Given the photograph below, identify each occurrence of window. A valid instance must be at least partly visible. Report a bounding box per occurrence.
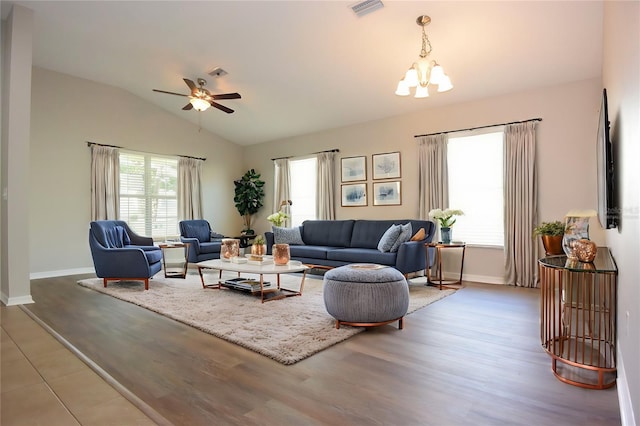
[119,152,178,240]
[289,157,317,227]
[447,131,504,247]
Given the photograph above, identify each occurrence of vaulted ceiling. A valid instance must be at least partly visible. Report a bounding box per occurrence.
[1,1,603,145]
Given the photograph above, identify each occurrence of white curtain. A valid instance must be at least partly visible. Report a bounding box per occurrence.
[90,145,119,221]
[504,122,538,288]
[178,157,204,221]
[273,158,291,227]
[316,152,336,220]
[417,134,449,220]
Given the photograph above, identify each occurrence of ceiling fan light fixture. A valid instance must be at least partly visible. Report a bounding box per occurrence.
[190,98,211,112]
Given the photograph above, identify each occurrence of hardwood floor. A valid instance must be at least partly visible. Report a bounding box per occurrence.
[21,275,620,425]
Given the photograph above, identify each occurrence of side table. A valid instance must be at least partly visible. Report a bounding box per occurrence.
[426,242,466,290]
[158,242,190,279]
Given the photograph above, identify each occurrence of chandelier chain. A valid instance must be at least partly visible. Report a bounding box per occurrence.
[420,25,432,59]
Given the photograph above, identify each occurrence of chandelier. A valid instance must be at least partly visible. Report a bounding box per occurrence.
[395,15,453,98]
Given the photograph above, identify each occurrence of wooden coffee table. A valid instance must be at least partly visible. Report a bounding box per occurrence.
[196,259,309,303]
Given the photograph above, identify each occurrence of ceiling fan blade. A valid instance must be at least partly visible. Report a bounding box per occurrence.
[153,89,188,97]
[210,101,234,114]
[183,78,197,92]
[212,93,242,100]
[182,103,193,111]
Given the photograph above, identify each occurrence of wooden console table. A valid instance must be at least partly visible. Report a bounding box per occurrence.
[538,248,617,389]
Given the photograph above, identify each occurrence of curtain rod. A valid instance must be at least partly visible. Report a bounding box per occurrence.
[271,148,339,161]
[413,118,542,138]
[86,141,206,161]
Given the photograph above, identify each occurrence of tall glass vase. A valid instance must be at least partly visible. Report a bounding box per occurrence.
[441,227,452,244]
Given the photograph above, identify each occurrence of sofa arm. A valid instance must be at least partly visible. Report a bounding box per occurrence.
[395,241,428,275]
[91,246,153,278]
[180,237,201,263]
[265,232,275,255]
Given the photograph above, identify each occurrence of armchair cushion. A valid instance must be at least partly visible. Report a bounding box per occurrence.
[105,225,131,248]
[180,220,212,243]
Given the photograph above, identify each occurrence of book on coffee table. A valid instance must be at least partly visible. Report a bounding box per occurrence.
[223,278,271,292]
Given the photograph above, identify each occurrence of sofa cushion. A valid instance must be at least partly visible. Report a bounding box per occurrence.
[410,227,426,241]
[377,224,402,252]
[327,248,396,266]
[199,242,221,254]
[350,220,400,249]
[273,226,305,245]
[301,220,354,247]
[290,245,335,260]
[390,222,412,253]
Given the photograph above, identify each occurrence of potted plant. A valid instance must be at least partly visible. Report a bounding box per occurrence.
[428,208,464,244]
[251,234,267,256]
[233,169,265,235]
[267,210,289,227]
[533,221,565,255]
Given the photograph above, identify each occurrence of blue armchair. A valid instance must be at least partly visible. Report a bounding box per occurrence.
[179,220,222,263]
[89,220,163,290]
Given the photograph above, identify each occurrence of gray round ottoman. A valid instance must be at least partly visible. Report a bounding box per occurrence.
[323,264,409,329]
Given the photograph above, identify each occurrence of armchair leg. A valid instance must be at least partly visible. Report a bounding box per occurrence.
[144,278,149,290]
[103,278,108,288]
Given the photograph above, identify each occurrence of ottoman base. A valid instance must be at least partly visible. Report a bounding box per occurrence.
[335,316,404,330]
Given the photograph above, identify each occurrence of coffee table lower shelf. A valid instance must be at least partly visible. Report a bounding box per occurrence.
[196,259,308,303]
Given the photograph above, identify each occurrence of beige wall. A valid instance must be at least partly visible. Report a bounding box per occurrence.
[243,78,604,284]
[602,1,639,422]
[29,67,244,276]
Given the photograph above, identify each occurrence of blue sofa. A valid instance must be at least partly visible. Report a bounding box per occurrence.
[265,219,436,275]
[89,220,163,290]
[179,220,222,263]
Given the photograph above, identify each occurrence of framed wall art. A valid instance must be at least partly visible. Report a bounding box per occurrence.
[341,183,367,207]
[373,181,401,206]
[372,152,401,180]
[341,156,367,182]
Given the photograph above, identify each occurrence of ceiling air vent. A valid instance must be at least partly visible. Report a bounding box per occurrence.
[351,0,384,17]
[208,67,228,78]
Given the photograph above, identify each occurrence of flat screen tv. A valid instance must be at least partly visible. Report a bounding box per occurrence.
[596,88,617,229]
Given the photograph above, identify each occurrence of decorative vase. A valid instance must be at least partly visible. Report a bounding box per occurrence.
[220,238,240,261]
[272,243,291,265]
[251,243,267,257]
[441,227,452,244]
[562,216,590,260]
[541,235,564,256]
[573,239,597,262]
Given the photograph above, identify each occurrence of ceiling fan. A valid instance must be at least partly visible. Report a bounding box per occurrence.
[153,78,241,114]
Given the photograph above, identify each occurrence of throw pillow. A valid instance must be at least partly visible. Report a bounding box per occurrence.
[410,227,426,241]
[377,224,402,253]
[390,222,413,253]
[273,226,305,245]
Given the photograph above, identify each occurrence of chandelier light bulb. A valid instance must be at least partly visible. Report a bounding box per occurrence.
[404,67,419,87]
[429,64,445,85]
[437,75,453,92]
[414,85,429,98]
[395,80,410,96]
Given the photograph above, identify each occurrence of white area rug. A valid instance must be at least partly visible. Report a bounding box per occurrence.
[78,270,455,365]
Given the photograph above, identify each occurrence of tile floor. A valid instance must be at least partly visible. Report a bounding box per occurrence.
[1,305,156,425]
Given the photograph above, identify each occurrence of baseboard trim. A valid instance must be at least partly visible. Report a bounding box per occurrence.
[1,293,35,306]
[616,349,637,426]
[30,267,95,280]
[19,305,173,426]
